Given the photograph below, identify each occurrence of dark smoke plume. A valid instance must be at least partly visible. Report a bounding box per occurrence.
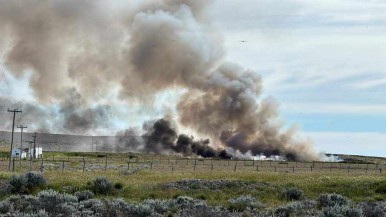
[0,0,319,161]
[142,118,232,159]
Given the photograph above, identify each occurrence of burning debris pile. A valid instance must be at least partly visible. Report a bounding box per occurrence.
[0,0,319,161]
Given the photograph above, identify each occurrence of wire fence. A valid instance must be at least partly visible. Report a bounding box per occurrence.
[0,155,385,175]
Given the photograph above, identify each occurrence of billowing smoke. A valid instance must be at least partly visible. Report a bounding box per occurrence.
[141,118,231,159]
[0,0,319,161]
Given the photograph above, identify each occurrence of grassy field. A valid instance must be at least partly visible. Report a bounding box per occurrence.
[0,150,386,208]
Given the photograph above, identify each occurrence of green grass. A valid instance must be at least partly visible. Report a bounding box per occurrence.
[1,170,385,208]
[1,150,386,207]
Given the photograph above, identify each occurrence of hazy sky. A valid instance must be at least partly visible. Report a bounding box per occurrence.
[0,0,385,157]
[212,0,386,156]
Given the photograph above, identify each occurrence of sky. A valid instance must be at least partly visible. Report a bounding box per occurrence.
[0,0,385,157]
[212,0,386,156]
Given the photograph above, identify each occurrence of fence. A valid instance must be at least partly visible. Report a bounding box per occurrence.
[0,154,384,175]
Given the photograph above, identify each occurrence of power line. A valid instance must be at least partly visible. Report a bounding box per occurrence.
[17,125,27,166]
[7,108,22,172]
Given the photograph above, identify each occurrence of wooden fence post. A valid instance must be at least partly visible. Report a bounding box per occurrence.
[256,164,259,171]
[62,160,65,172]
[40,157,44,173]
[234,161,238,172]
[127,162,130,170]
[83,160,85,172]
[104,155,107,171]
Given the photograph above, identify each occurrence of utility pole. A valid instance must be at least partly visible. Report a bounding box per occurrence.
[32,133,37,159]
[7,108,22,172]
[17,125,27,166]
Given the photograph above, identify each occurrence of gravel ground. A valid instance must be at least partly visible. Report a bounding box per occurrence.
[162,179,270,191]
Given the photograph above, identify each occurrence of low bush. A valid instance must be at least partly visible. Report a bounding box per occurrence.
[274,200,318,217]
[375,181,386,194]
[281,187,304,201]
[0,200,11,214]
[318,193,349,208]
[357,201,386,217]
[37,189,78,216]
[173,196,205,209]
[89,177,113,195]
[228,195,264,212]
[321,205,363,217]
[9,172,46,194]
[142,199,171,214]
[114,182,124,190]
[9,174,27,193]
[74,190,94,202]
[25,172,46,190]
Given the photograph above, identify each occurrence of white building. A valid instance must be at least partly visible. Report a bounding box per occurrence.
[29,147,43,159]
[11,147,43,159]
[11,148,27,159]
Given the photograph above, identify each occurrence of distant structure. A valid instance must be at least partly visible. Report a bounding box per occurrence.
[11,148,27,159]
[29,147,43,159]
[12,147,43,159]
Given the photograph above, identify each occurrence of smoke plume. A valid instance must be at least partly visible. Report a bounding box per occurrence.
[0,0,319,161]
[141,118,231,159]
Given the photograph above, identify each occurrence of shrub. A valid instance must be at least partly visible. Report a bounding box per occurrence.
[36,190,77,216]
[173,196,205,210]
[90,177,113,195]
[134,204,155,217]
[321,205,363,217]
[375,181,386,194]
[281,187,304,200]
[3,195,40,214]
[9,173,46,194]
[79,198,106,214]
[0,200,11,214]
[174,205,237,217]
[9,174,27,193]
[2,210,49,217]
[25,172,46,190]
[357,202,386,217]
[142,199,171,214]
[114,182,124,190]
[318,193,349,208]
[228,195,264,212]
[274,200,317,217]
[74,190,95,202]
